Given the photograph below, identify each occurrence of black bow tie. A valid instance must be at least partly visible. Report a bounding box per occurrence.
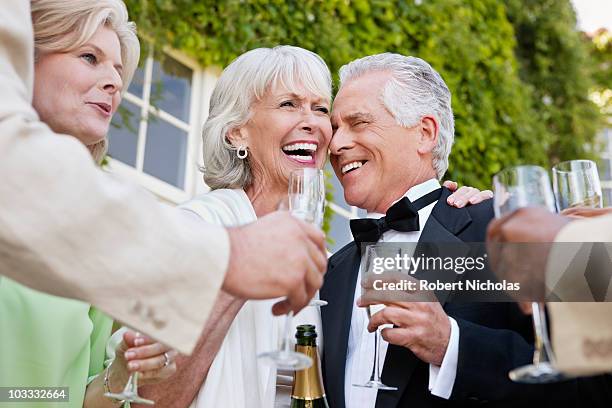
[350,188,442,245]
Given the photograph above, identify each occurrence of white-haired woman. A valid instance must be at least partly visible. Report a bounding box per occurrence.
[106,46,491,408]
[0,1,175,407]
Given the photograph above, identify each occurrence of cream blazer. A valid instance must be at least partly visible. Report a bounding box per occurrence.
[545,215,612,375]
[0,0,229,354]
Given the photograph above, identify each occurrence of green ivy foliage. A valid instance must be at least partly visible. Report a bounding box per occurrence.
[588,29,612,118]
[123,0,604,191]
[504,0,604,164]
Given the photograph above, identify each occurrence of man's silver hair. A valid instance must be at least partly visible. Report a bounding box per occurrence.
[202,45,332,190]
[339,53,454,179]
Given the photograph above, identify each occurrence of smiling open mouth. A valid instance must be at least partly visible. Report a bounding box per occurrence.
[282,142,318,163]
[341,160,367,174]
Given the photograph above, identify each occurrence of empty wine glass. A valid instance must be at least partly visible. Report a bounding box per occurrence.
[258,168,326,370]
[493,165,565,383]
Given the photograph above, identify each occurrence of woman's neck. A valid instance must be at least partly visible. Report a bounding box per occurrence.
[244,180,286,218]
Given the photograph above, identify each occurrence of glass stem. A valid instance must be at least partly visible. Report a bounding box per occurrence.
[531,302,555,365]
[369,328,380,382]
[132,372,139,391]
[121,373,135,394]
[281,311,294,355]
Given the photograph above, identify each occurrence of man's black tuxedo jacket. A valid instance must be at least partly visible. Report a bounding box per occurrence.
[320,188,595,408]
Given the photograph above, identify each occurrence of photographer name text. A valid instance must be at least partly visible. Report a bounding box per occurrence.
[373,279,520,292]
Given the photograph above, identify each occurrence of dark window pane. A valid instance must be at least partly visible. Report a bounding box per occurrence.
[150,56,192,122]
[107,100,140,167]
[143,115,187,188]
[128,65,145,99]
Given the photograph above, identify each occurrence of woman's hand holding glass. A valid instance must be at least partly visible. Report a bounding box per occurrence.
[105,330,177,404]
[115,331,177,384]
[258,168,326,370]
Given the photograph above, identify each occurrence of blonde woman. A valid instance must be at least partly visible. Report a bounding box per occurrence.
[0,1,175,407]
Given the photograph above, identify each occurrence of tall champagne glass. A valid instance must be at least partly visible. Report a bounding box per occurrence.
[353,244,398,391]
[493,165,565,383]
[258,168,326,370]
[293,168,328,307]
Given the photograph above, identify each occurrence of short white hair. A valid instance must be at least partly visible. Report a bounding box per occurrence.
[202,45,332,190]
[339,53,454,179]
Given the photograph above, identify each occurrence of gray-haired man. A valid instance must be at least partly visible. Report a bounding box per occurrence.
[319,53,543,408]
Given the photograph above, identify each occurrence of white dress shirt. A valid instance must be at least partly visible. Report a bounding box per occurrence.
[344,179,460,408]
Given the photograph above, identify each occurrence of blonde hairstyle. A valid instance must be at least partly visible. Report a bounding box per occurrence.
[201,45,332,190]
[31,0,140,163]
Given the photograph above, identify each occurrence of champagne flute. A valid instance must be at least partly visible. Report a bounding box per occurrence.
[309,169,328,307]
[104,332,154,405]
[353,244,398,391]
[258,168,326,370]
[284,169,327,308]
[492,165,565,383]
[552,160,602,210]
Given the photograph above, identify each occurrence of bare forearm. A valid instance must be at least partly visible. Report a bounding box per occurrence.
[135,291,245,407]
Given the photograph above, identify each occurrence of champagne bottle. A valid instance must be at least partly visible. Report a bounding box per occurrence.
[291,325,329,408]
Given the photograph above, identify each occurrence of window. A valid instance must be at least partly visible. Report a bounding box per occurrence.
[107,48,218,203]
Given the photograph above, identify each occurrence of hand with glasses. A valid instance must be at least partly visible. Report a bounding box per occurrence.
[488,161,608,295]
[104,330,177,405]
[289,168,328,308]
[491,165,565,384]
[354,244,449,391]
[258,168,327,370]
[352,244,400,391]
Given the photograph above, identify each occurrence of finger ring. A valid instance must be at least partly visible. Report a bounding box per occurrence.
[163,352,170,367]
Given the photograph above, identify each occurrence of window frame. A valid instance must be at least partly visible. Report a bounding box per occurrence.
[107,47,218,204]
[601,127,612,205]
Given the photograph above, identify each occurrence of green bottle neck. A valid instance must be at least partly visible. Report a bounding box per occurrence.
[296,337,317,347]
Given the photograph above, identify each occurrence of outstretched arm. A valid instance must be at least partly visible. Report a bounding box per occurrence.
[135,291,245,407]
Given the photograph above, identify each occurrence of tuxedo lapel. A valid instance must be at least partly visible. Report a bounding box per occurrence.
[321,243,361,408]
[376,188,472,408]
[419,190,473,305]
[421,187,472,242]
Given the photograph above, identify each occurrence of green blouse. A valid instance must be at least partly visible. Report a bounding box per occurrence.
[0,277,113,407]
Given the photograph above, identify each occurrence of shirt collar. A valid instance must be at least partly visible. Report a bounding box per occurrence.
[366,178,441,219]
